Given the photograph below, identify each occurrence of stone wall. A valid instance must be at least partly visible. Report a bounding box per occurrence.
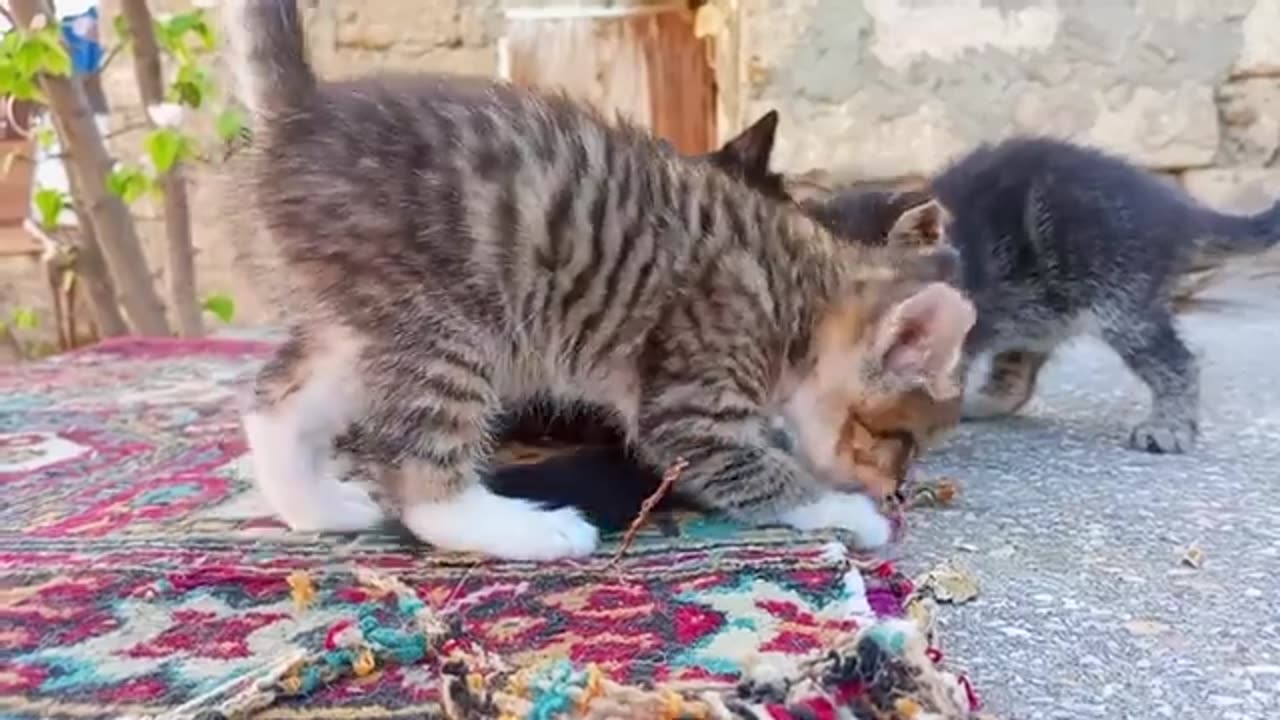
[740,0,1280,214]
[4,0,1279,340]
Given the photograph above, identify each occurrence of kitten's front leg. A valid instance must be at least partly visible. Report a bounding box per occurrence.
[962,349,1050,419]
[636,395,891,549]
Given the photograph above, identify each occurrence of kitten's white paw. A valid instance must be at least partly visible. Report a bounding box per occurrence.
[402,485,600,560]
[244,411,386,532]
[778,492,892,549]
[1128,418,1197,454]
[282,480,387,532]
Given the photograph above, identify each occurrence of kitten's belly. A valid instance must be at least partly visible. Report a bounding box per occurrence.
[978,308,1099,355]
[509,362,640,439]
[971,286,1098,354]
[574,366,641,435]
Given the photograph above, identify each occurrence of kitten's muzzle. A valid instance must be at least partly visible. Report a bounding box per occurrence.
[908,246,962,285]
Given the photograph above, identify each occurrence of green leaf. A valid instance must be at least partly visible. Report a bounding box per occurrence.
[9,75,43,102]
[34,29,72,77]
[13,39,46,77]
[164,11,204,37]
[11,306,39,330]
[214,108,246,143]
[155,11,214,58]
[113,14,132,43]
[105,163,151,204]
[1,30,22,55]
[143,127,189,174]
[169,63,211,108]
[194,20,217,51]
[34,126,57,150]
[0,65,17,95]
[201,293,236,324]
[33,187,67,229]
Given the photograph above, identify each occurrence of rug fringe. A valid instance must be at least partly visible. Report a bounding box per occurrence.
[156,568,986,720]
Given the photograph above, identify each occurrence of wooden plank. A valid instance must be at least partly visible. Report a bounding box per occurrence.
[0,224,40,256]
[504,2,716,155]
[0,134,38,255]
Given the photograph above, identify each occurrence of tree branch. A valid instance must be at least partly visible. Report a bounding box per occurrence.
[120,0,201,337]
[93,41,126,77]
[9,0,171,336]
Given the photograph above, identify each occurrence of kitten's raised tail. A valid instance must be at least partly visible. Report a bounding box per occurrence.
[222,0,316,121]
[1194,200,1280,257]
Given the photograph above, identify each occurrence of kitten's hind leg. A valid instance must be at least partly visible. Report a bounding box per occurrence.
[243,329,387,532]
[962,349,1050,420]
[1099,307,1200,453]
[360,338,599,560]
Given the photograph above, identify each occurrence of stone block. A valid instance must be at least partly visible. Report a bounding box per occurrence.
[741,0,1234,182]
[861,0,1061,73]
[762,98,970,183]
[1233,0,1280,77]
[1180,168,1280,213]
[332,46,498,77]
[334,0,502,55]
[1082,83,1220,169]
[1216,77,1280,166]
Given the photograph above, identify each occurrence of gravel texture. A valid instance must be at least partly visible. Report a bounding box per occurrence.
[900,274,1280,719]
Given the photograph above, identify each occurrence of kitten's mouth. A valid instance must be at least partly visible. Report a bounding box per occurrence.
[832,411,920,500]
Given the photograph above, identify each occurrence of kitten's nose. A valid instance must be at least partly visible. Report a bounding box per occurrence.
[906,246,961,284]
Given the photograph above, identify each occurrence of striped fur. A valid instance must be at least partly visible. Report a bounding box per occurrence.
[491,123,965,528]
[224,0,972,559]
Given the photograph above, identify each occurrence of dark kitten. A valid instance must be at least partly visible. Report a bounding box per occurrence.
[915,137,1280,453]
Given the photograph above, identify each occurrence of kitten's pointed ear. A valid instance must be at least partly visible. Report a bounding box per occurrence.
[886,198,950,249]
[713,110,780,176]
[873,282,975,399]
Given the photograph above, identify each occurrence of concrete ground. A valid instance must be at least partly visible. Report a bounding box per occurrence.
[900,272,1280,720]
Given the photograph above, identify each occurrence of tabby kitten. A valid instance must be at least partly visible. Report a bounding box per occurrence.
[225,0,974,560]
[489,141,961,531]
[854,137,1280,453]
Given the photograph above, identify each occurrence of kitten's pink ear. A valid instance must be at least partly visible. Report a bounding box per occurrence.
[874,282,976,399]
[886,199,950,248]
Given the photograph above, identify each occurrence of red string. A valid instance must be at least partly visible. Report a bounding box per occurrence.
[832,680,865,704]
[805,696,838,720]
[323,619,353,650]
[764,705,796,720]
[959,674,982,711]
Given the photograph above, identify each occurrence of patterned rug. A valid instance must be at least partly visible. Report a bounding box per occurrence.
[0,338,982,719]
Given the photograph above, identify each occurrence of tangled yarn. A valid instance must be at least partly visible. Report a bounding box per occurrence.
[444,618,982,720]
[161,569,985,720]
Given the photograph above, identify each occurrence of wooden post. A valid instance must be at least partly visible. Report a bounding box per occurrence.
[502,0,717,155]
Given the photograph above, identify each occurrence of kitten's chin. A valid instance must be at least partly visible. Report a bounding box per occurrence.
[789,442,896,499]
[787,444,868,495]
